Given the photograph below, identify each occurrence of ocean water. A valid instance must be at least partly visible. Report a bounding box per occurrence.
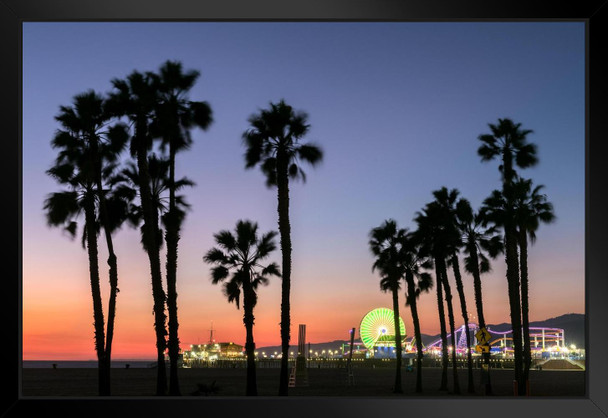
[23,360,157,369]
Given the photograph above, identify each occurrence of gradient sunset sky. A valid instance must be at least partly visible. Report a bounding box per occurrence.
[22,22,584,360]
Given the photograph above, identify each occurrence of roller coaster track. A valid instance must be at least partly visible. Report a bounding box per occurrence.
[421,324,565,351]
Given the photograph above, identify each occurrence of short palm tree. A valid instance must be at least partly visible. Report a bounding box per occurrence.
[369,219,407,394]
[478,118,538,395]
[401,232,433,393]
[149,60,213,395]
[44,90,129,395]
[512,177,555,384]
[456,197,503,394]
[242,100,323,395]
[107,70,168,395]
[203,220,281,396]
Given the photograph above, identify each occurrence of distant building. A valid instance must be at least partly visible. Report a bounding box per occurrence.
[181,342,244,367]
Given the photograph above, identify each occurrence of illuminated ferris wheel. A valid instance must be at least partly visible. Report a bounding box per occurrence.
[359,307,406,350]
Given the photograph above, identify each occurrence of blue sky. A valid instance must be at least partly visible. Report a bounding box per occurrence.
[22,22,584,359]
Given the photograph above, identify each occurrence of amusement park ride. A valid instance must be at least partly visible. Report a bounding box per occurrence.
[350,307,569,359]
[181,308,573,367]
[421,323,567,357]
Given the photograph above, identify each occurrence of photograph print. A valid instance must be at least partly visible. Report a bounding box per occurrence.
[21,20,586,399]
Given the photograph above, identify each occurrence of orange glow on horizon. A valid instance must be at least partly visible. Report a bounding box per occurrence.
[23,270,584,361]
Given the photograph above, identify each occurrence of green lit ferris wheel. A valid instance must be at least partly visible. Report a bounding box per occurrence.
[359,307,406,350]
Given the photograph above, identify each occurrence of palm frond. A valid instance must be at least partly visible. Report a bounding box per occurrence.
[203,247,230,265]
[213,230,237,251]
[255,231,279,259]
[51,130,81,151]
[515,143,538,168]
[43,191,81,228]
[223,279,241,309]
[46,163,76,184]
[252,275,270,288]
[260,262,281,278]
[104,123,130,155]
[190,101,213,131]
[418,272,433,292]
[210,265,230,284]
[297,143,323,166]
[260,157,278,187]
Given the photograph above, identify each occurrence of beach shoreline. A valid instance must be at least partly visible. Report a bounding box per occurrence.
[21,367,585,397]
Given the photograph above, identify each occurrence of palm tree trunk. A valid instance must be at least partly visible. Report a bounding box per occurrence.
[440,260,460,394]
[469,247,492,395]
[451,255,475,393]
[136,128,168,396]
[84,199,108,396]
[276,148,292,396]
[92,139,119,396]
[243,287,258,396]
[505,222,524,395]
[102,267,116,396]
[502,145,525,395]
[434,259,448,391]
[166,144,181,396]
[518,228,531,390]
[469,247,486,329]
[165,221,180,395]
[406,272,424,393]
[391,287,403,393]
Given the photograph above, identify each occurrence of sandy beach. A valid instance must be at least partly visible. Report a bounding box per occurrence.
[21,366,585,397]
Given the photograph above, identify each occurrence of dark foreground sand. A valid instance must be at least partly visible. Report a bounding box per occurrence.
[21,367,585,397]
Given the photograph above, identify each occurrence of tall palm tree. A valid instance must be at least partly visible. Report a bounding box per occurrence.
[414,202,457,393]
[456,197,504,394]
[203,220,281,396]
[512,177,555,385]
[477,117,538,395]
[401,233,433,393]
[44,90,129,395]
[432,187,475,393]
[149,60,213,395]
[45,158,104,395]
[106,70,168,395]
[242,100,323,395]
[369,219,407,394]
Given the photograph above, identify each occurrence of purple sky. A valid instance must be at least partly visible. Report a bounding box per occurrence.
[22,22,585,359]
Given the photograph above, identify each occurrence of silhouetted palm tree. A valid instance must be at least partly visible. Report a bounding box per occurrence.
[149,60,213,395]
[401,232,433,393]
[204,220,281,396]
[456,199,503,330]
[433,187,475,393]
[113,154,195,250]
[106,70,168,395]
[456,197,503,394]
[242,100,323,395]
[512,177,555,385]
[44,90,129,395]
[369,219,408,394]
[414,202,458,393]
[478,118,538,395]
